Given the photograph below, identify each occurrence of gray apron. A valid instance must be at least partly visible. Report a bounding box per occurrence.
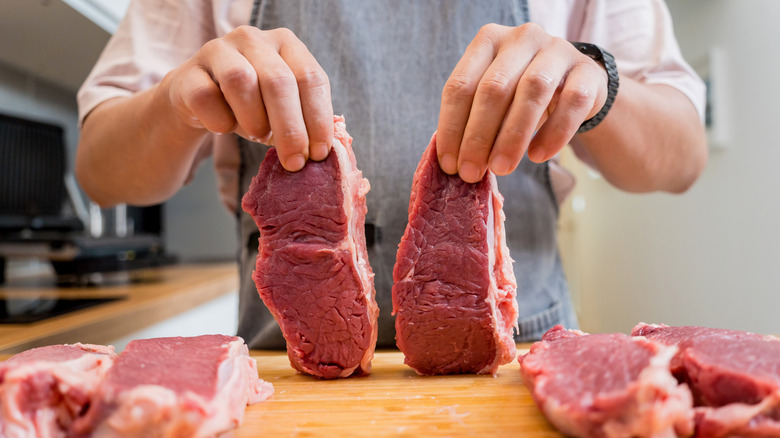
[237,0,578,349]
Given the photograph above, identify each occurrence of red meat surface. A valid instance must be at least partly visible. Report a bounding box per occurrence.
[633,323,780,437]
[392,133,518,375]
[0,343,116,438]
[242,115,378,379]
[71,335,272,438]
[520,325,694,438]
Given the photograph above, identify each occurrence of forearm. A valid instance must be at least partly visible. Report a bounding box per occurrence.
[75,74,208,207]
[571,78,707,194]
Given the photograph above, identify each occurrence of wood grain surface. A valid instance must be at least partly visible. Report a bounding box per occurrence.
[241,348,561,437]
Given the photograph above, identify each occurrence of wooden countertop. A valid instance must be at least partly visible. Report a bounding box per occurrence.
[241,347,560,437]
[0,263,237,354]
[0,346,557,436]
[0,265,560,435]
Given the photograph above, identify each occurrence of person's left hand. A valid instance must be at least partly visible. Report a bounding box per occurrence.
[436,23,609,183]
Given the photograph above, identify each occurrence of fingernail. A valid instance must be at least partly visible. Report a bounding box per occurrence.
[528,146,546,162]
[310,142,329,161]
[285,154,306,172]
[489,154,512,175]
[459,161,482,183]
[440,154,457,174]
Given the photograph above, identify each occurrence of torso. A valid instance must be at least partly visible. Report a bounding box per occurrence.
[237,0,577,349]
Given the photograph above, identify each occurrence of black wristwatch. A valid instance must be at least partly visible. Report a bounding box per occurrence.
[570,42,619,133]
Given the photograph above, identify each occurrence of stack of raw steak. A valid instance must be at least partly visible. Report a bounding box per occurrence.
[520,324,780,437]
[72,335,272,437]
[0,343,116,437]
[242,115,378,379]
[633,323,780,438]
[392,133,518,375]
[0,335,272,437]
[519,325,694,437]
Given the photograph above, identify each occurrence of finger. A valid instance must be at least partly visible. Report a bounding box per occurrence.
[278,37,333,161]
[528,62,600,162]
[246,28,309,172]
[457,46,535,181]
[208,44,271,143]
[436,24,506,176]
[490,46,569,172]
[177,66,237,134]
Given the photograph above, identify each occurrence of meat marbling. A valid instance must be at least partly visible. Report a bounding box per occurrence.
[392,133,518,375]
[633,323,780,438]
[0,343,116,438]
[70,335,272,438]
[242,115,378,379]
[519,325,694,438]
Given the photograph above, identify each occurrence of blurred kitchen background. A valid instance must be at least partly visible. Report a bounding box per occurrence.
[0,0,775,340]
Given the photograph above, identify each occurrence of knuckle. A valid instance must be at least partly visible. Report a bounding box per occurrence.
[474,24,502,48]
[512,23,549,47]
[231,25,258,40]
[477,23,505,40]
[522,72,555,104]
[296,67,329,89]
[477,71,514,99]
[550,36,572,52]
[221,66,256,90]
[562,85,592,110]
[443,74,476,103]
[261,70,297,97]
[188,83,220,109]
[199,38,225,57]
[516,22,543,36]
[581,58,607,81]
[513,22,545,43]
[269,27,296,42]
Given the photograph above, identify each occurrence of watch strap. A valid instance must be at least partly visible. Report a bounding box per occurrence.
[571,42,619,133]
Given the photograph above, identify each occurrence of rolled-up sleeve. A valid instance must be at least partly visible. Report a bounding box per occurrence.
[77,0,217,125]
[532,0,706,123]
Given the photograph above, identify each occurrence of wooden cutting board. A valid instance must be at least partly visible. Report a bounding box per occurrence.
[240,347,562,437]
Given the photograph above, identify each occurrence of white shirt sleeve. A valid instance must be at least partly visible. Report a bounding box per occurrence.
[531,0,706,123]
[76,0,219,125]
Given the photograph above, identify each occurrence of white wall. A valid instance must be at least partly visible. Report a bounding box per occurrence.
[566,0,780,335]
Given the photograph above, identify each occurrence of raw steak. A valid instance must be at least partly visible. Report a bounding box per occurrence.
[633,323,780,437]
[0,343,116,438]
[519,325,694,438]
[70,335,273,438]
[242,115,378,379]
[392,133,518,375]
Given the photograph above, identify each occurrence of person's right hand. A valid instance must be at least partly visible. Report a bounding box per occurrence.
[163,25,333,172]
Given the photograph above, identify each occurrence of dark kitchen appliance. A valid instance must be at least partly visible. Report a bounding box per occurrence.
[0,112,176,286]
